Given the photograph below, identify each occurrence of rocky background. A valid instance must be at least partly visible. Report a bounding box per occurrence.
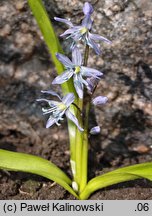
[0,0,152,199]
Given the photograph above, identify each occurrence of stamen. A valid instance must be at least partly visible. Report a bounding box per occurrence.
[80,27,88,35]
[58,103,66,111]
[75,66,81,74]
[42,106,57,115]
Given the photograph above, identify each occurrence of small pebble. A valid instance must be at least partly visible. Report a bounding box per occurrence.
[132,145,150,154]
[112,4,121,12]
[15,1,25,11]
[0,24,11,36]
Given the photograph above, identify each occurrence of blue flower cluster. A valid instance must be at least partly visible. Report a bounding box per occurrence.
[52,47,103,99]
[37,2,110,133]
[54,2,111,55]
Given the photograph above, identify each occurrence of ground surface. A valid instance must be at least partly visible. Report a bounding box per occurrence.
[0,0,152,199]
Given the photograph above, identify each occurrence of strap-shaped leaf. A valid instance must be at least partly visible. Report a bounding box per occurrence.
[80,162,152,199]
[28,0,75,94]
[0,149,78,198]
[28,0,78,175]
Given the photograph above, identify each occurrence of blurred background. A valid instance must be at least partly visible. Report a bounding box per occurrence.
[0,0,152,199]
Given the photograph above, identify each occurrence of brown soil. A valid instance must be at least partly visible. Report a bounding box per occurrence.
[0,126,152,200]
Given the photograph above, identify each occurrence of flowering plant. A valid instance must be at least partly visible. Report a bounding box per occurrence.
[0,0,152,200]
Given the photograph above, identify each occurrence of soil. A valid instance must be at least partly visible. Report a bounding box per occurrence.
[0,0,152,200]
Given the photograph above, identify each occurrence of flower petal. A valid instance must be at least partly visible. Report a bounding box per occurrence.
[56,53,73,68]
[60,26,82,38]
[52,69,74,84]
[73,74,84,99]
[81,77,90,88]
[62,93,75,107]
[83,2,93,15]
[60,28,76,37]
[90,126,100,135]
[36,99,60,107]
[54,17,73,27]
[81,66,103,78]
[72,47,82,66]
[65,110,84,131]
[46,116,56,128]
[86,35,101,55]
[82,15,93,29]
[41,90,61,100]
[92,96,108,105]
[89,32,111,44]
[86,77,99,92]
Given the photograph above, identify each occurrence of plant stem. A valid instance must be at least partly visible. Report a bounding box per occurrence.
[83,45,89,66]
[74,99,83,190]
[80,101,90,192]
[68,119,76,178]
[80,44,90,192]
[74,45,90,193]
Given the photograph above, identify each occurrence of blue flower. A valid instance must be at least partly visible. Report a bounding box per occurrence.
[90,126,100,135]
[54,2,111,55]
[37,90,83,131]
[92,95,108,105]
[89,96,108,135]
[52,47,103,98]
[86,77,100,93]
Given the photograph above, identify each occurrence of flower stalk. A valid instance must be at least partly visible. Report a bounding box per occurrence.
[80,101,90,192]
[36,2,110,195]
[73,43,90,193]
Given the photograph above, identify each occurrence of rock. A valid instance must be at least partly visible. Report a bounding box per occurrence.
[111,4,121,12]
[0,24,11,36]
[14,32,35,55]
[15,1,25,11]
[0,36,21,63]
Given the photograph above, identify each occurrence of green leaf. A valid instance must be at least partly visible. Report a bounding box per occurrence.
[28,0,78,173]
[80,162,152,200]
[0,149,78,198]
[28,0,75,95]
